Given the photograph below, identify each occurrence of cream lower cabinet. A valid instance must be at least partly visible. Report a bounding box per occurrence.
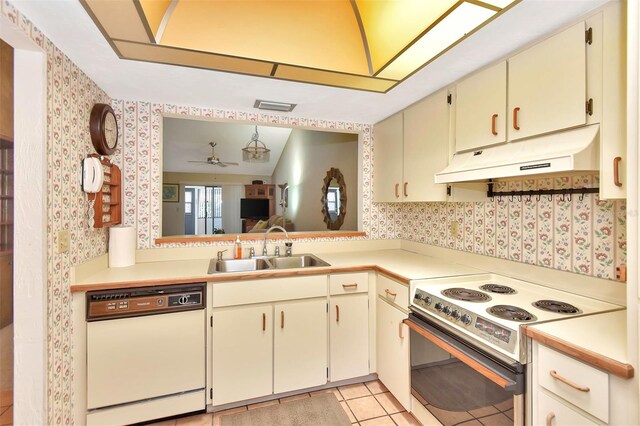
[212,304,273,405]
[274,298,328,393]
[213,298,327,404]
[531,341,636,425]
[376,297,410,411]
[211,275,328,406]
[329,293,369,382]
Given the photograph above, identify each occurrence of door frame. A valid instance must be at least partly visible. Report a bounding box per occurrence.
[0,16,48,426]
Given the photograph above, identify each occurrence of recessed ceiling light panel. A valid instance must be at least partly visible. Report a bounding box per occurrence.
[253,100,297,112]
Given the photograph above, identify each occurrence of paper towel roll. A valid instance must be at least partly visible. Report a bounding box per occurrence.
[109,226,136,267]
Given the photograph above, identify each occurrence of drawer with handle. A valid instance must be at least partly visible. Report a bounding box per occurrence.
[329,272,368,295]
[537,344,609,423]
[376,274,409,309]
[536,390,598,426]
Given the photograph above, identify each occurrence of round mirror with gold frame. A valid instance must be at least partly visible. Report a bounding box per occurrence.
[321,168,347,230]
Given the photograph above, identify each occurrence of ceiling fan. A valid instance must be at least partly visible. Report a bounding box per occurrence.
[187,142,239,167]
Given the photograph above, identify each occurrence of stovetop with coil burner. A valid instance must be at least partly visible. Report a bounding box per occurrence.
[410,273,622,362]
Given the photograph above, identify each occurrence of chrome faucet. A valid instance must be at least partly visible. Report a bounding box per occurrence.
[216,249,227,261]
[263,225,289,256]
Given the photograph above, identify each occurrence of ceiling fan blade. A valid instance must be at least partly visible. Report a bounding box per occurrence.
[220,161,239,166]
[217,163,228,168]
[187,160,210,164]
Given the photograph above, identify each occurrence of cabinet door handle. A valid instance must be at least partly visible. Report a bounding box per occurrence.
[513,107,520,130]
[491,114,498,136]
[395,183,400,198]
[385,289,397,298]
[404,182,408,197]
[280,311,284,329]
[342,283,358,289]
[549,370,590,392]
[399,322,404,339]
[336,305,340,322]
[614,156,623,187]
[262,313,266,331]
[546,412,555,426]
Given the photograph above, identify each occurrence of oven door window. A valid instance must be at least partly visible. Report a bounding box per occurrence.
[410,328,514,425]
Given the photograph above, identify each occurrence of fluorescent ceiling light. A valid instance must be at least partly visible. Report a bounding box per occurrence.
[378,3,497,80]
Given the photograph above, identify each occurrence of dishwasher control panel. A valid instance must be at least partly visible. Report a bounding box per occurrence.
[87,283,205,321]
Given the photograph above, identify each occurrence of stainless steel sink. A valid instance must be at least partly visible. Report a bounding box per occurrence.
[269,254,330,269]
[207,253,330,273]
[208,257,272,274]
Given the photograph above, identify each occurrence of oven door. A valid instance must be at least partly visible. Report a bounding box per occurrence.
[406,313,524,426]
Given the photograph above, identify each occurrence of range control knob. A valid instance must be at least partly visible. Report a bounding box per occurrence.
[434,302,444,312]
[178,295,190,305]
[461,314,472,325]
[451,310,461,320]
[442,306,452,315]
[425,296,432,306]
[414,292,425,301]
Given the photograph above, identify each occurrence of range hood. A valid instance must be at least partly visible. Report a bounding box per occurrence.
[435,124,600,184]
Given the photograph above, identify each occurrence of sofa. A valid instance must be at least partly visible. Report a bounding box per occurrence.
[248,215,295,233]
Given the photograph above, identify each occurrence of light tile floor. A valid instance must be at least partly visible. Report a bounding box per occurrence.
[148,380,421,426]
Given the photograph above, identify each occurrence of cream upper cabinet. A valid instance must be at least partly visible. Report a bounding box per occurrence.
[508,22,588,141]
[376,297,410,411]
[455,61,507,152]
[329,293,369,382]
[403,89,449,202]
[212,304,273,405]
[598,3,626,199]
[373,112,404,202]
[273,298,328,394]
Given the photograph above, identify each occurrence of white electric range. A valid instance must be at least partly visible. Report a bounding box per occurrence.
[406,273,623,426]
[409,273,622,363]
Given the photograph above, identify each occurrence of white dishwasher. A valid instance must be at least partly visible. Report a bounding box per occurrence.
[86,283,206,426]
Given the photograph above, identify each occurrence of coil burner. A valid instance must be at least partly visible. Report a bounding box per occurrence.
[479,284,517,294]
[441,288,491,302]
[487,305,537,322]
[533,300,581,314]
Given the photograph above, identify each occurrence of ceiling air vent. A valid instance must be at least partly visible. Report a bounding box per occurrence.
[253,100,297,112]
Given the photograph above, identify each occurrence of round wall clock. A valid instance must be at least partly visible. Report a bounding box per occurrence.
[89,103,118,155]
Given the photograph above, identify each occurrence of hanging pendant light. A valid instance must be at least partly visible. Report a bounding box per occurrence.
[242,125,270,163]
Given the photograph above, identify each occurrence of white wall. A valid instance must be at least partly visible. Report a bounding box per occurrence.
[1,20,47,426]
[221,184,242,234]
[272,129,357,231]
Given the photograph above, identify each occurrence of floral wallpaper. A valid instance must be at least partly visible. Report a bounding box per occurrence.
[110,100,626,282]
[1,1,111,424]
[390,174,626,280]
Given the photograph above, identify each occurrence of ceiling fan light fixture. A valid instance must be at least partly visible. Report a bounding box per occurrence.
[253,99,297,112]
[242,126,271,163]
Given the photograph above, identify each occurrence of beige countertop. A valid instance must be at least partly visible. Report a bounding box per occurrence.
[73,248,633,379]
[71,249,483,292]
[523,310,634,379]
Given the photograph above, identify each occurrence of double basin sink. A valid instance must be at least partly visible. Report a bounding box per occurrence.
[208,254,330,274]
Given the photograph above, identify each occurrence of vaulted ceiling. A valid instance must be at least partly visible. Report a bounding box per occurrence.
[12,0,610,123]
[81,0,518,92]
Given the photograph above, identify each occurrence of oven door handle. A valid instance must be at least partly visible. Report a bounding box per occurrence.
[404,318,521,393]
